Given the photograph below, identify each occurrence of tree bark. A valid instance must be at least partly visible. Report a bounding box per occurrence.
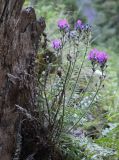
[0,0,45,160]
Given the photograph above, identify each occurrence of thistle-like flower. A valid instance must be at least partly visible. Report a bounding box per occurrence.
[58,19,70,31]
[75,19,82,30]
[96,51,108,65]
[88,48,108,65]
[52,39,62,50]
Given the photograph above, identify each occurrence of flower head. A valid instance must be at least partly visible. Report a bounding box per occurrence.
[81,24,91,32]
[75,20,92,33]
[75,19,82,30]
[58,19,70,30]
[88,48,108,65]
[96,51,108,64]
[88,48,99,61]
[83,24,92,32]
[52,39,62,50]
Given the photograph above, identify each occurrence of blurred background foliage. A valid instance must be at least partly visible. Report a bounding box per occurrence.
[24,0,119,159]
[92,0,119,53]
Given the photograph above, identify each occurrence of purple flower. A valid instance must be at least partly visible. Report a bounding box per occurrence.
[75,20,92,32]
[88,48,99,61]
[75,19,82,30]
[88,48,108,65]
[58,19,70,30]
[52,39,62,50]
[96,51,108,64]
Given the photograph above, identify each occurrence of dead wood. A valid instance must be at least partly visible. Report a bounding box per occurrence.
[0,0,45,159]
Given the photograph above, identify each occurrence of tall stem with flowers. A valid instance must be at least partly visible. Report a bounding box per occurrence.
[38,18,108,146]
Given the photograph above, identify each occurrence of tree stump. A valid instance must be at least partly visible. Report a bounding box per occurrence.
[0,0,45,159]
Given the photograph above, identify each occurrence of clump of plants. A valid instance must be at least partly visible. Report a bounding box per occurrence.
[36,18,109,159]
[12,15,109,160]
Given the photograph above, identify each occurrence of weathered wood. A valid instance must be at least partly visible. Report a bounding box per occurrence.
[0,0,45,159]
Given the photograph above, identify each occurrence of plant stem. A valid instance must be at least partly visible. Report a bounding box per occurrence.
[67,43,89,106]
[67,79,103,133]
